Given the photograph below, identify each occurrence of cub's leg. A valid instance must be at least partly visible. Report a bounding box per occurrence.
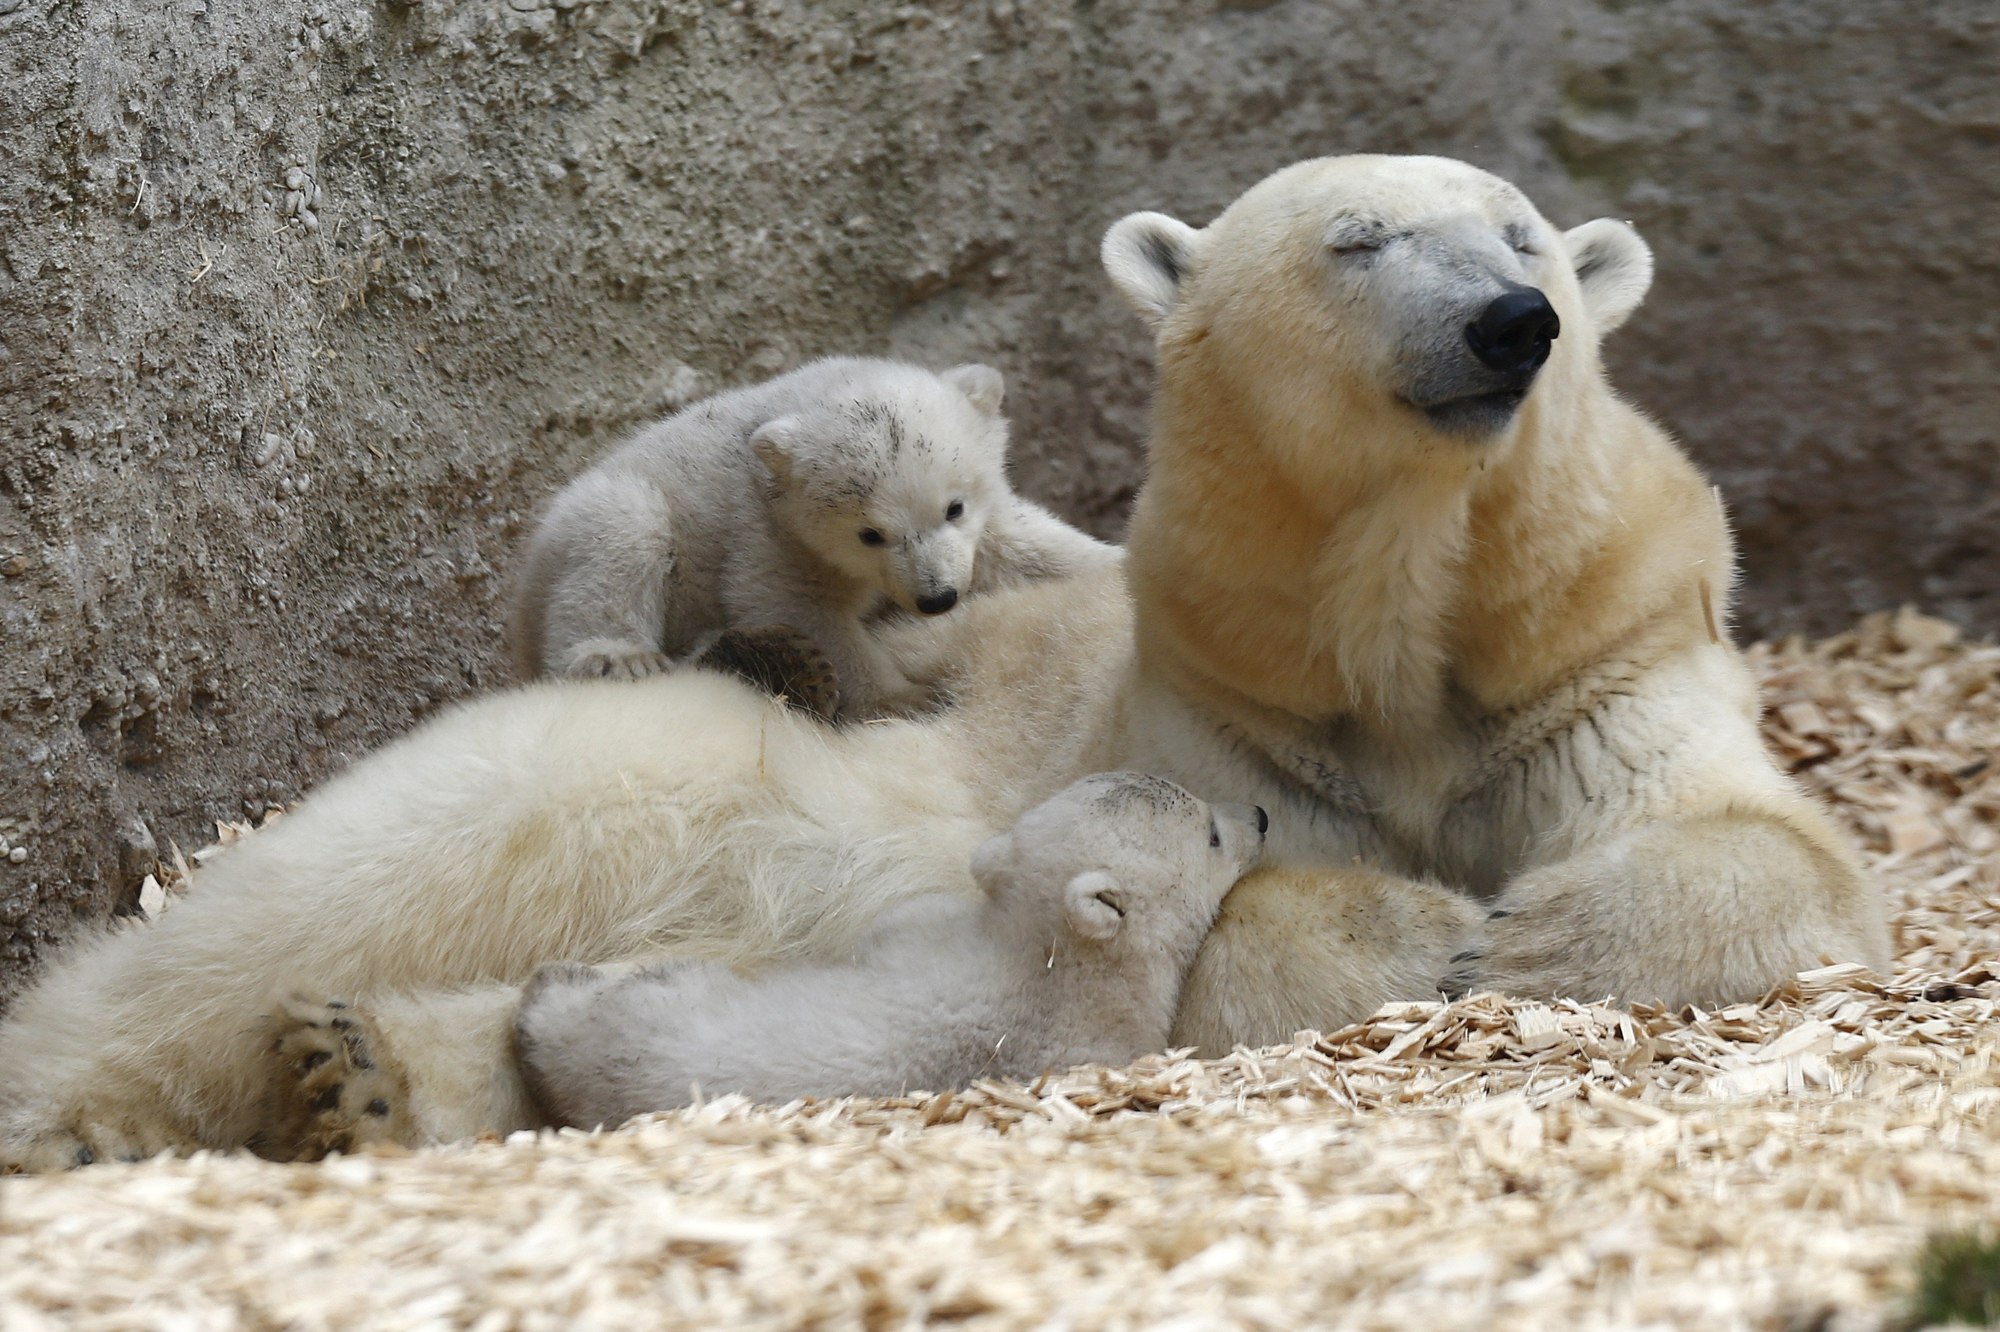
[1448,799,1886,1007]
[1170,864,1483,1056]
[518,473,682,681]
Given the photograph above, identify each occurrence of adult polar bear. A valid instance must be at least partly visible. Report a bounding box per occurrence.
[0,156,1883,1169]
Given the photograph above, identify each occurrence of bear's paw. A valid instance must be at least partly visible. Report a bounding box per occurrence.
[273,997,414,1159]
[695,625,843,722]
[566,643,678,681]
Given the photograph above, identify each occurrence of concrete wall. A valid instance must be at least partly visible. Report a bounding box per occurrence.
[1,0,1994,998]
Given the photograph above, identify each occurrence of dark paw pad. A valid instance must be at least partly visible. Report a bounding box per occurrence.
[696,626,843,721]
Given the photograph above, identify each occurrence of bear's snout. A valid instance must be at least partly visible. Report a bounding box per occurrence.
[916,589,960,616]
[1465,288,1560,376]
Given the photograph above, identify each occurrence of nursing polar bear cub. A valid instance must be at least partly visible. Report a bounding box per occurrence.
[0,155,1883,1169]
[515,773,1267,1129]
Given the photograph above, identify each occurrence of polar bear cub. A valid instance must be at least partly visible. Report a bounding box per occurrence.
[510,356,1118,720]
[513,772,1267,1126]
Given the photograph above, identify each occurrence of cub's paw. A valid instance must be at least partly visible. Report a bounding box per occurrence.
[274,998,415,1158]
[695,625,842,722]
[565,643,677,681]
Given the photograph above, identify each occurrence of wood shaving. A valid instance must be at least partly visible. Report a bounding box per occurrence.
[2,608,1996,1330]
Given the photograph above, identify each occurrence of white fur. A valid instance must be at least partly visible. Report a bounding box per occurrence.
[513,774,1265,1125]
[1100,212,1200,331]
[509,356,1118,718]
[1563,218,1654,334]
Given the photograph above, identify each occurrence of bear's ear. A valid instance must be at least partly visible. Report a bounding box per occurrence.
[1101,211,1200,331]
[1063,870,1129,942]
[970,832,1014,889]
[748,418,799,483]
[941,364,1005,416]
[1563,219,1654,335]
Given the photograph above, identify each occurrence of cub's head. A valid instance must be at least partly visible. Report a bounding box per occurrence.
[1101,154,1653,471]
[971,772,1267,965]
[751,362,1009,616]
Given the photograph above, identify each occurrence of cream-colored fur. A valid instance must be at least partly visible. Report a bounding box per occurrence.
[1097,155,1883,1047]
[0,155,1882,1171]
[0,572,1133,1169]
[513,773,1266,1127]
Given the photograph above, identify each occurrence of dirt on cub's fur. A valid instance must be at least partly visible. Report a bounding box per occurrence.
[1,608,1995,1330]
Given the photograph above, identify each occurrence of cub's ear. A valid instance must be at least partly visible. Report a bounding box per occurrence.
[748,418,799,482]
[1101,211,1200,331]
[1063,870,1129,942]
[1563,219,1653,335]
[970,831,1014,888]
[941,364,1005,416]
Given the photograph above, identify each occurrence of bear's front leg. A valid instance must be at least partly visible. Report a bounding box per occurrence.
[1446,803,1887,1008]
[255,984,546,1157]
[1170,863,1483,1056]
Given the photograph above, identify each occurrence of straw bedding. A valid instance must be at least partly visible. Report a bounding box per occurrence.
[2,609,1997,1330]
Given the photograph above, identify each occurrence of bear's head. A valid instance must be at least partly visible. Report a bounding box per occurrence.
[970,772,1267,966]
[1101,154,1653,478]
[751,362,1009,617]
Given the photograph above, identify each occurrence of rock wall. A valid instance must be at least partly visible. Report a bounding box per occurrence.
[1,0,1994,998]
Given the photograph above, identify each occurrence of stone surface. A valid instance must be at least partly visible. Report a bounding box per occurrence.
[1,0,1994,998]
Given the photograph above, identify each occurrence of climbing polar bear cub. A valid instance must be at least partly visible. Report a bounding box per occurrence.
[515,773,1268,1127]
[510,356,1118,720]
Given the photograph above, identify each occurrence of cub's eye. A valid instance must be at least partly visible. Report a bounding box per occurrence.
[859,528,886,547]
[1506,226,1539,256]
[1208,819,1222,849]
[945,500,965,521]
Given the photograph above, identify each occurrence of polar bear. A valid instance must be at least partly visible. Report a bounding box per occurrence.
[1096,154,1884,1049]
[0,575,1143,1170]
[509,356,1118,720]
[0,155,1884,1171]
[512,773,1267,1129]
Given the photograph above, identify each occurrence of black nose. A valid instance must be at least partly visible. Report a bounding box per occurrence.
[1252,805,1268,836]
[915,589,959,616]
[1465,289,1560,374]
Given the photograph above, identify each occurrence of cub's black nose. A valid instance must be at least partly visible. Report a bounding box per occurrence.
[1466,288,1560,374]
[1252,805,1269,835]
[916,589,959,616]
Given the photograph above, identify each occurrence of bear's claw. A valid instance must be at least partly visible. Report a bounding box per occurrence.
[568,646,677,681]
[0,1110,193,1173]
